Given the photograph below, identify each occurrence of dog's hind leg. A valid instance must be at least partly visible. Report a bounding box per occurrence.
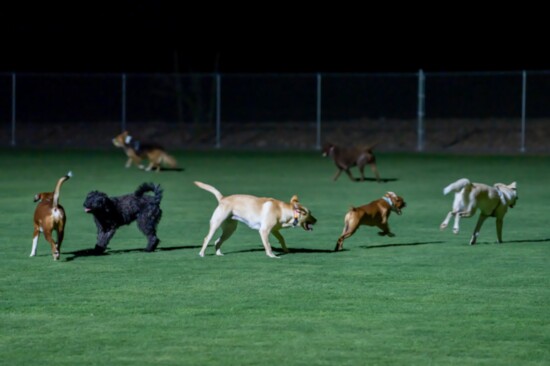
[30,226,40,257]
[470,214,488,245]
[440,211,454,230]
[335,216,360,251]
[43,230,59,260]
[259,228,278,258]
[137,214,161,252]
[200,207,230,257]
[271,230,289,253]
[214,220,238,256]
[452,212,461,234]
[333,169,343,181]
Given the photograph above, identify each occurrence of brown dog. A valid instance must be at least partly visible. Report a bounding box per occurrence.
[322,143,381,182]
[112,131,179,172]
[31,171,72,260]
[335,192,406,251]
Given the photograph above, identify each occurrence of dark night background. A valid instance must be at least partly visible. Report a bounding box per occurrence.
[1,2,547,74]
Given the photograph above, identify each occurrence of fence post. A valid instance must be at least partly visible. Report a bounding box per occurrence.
[11,73,16,147]
[520,70,527,153]
[121,73,126,132]
[216,73,221,149]
[316,73,322,150]
[417,69,425,151]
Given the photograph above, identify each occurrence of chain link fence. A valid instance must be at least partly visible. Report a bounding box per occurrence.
[1,71,549,152]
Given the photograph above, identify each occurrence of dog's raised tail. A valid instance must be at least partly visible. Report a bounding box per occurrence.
[135,183,163,206]
[53,171,72,208]
[194,181,223,202]
[443,178,471,195]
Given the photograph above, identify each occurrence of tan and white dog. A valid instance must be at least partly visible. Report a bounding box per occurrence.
[335,192,406,251]
[31,171,72,260]
[440,178,518,244]
[194,181,317,258]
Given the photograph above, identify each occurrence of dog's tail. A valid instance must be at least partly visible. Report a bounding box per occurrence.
[161,153,178,168]
[53,171,72,208]
[443,178,471,195]
[194,181,223,202]
[135,183,163,205]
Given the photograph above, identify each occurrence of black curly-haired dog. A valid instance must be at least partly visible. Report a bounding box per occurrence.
[83,183,163,253]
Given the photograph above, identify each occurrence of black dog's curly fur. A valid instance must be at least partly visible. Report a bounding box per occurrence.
[83,183,163,253]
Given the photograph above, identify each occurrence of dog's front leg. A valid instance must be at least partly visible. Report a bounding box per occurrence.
[377,223,395,237]
[271,230,289,253]
[452,212,461,234]
[95,228,116,253]
[496,217,504,243]
[470,214,488,245]
[125,157,133,168]
[259,228,278,258]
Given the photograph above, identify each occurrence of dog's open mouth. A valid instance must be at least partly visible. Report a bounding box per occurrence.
[303,222,315,231]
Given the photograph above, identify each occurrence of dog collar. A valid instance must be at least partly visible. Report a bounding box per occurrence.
[382,196,399,213]
[293,209,300,226]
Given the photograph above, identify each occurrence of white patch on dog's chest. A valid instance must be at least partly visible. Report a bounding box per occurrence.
[232,215,261,230]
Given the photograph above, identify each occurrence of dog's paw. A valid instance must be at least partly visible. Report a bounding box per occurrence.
[453,228,459,234]
[387,232,396,237]
[440,223,448,230]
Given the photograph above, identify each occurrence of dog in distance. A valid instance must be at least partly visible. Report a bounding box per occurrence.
[322,142,381,182]
[112,131,179,172]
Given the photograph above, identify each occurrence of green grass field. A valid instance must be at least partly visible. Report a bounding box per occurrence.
[1,149,549,365]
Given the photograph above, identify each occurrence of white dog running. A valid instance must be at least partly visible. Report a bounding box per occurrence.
[440,178,518,244]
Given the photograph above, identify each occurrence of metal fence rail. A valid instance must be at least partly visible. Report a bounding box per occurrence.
[1,71,549,152]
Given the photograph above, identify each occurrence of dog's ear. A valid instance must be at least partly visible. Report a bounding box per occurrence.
[509,182,517,190]
[33,193,41,202]
[290,195,300,207]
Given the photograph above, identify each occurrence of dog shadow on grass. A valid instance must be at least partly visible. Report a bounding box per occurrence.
[63,245,201,261]
[470,238,550,245]
[223,247,334,256]
[355,177,398,183]
[358,241,444,250]
[158,167,185,172]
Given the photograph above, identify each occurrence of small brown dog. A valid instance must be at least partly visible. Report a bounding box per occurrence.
[322,143,381,182]
[112,131,179,172]
[335,192,406,251]
[31,171,72,260]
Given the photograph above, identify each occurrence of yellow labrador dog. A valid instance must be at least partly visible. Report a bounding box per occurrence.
[195,181,317,258]
[440,178,518,244]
